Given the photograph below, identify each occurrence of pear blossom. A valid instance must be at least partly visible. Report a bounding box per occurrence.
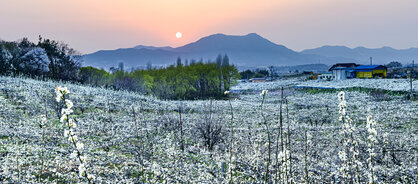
[0,75,416,183]
[65,99,73,109]
[55,86,69,102]
[68,119,77,128]
[366,115,378,184]
[41,114,47,123]
[260,89,268,96]
[69,135,78,142]
[60,114,68,123]
[76,142,84,150]
[87,174,96,180]
[70,151,78,159]
[55,86,94,182]
[64,129,70,137]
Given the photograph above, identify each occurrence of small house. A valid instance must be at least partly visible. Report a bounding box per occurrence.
[317,72,334,80]
[329,63,359,80]
[355,65,387,78]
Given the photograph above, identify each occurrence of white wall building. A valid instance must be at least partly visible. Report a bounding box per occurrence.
[318,72,334,80]
[328,63,359,80]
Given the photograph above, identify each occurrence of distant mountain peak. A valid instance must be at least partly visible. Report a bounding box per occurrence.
[198,33,262,40]
[380,46,395,50]
[173,33,291,53]
[245,33,261,37]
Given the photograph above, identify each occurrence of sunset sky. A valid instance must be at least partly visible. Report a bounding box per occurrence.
[1,0,417,54]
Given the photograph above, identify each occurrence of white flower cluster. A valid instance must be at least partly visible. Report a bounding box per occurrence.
[366,115,378,183]
[55,86,69,102]
[306,132,312,145]
[366,116,377,143]
[278,145,291,183]
[337,91,361,181]
[338,92,347,116]
[41,114,47,124]
[55,86,95,181]
[224,90,230,95]
[260,89,268,96]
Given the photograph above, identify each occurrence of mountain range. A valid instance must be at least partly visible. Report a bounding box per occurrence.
[301,46,418,65]
[82,33,417,69]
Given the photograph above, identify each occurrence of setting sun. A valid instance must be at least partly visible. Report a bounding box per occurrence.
[176,32,182,39]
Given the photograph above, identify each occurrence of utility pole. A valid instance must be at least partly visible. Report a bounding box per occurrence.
[370,57,373,65]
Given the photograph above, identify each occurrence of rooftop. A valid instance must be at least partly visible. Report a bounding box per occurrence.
[329,63,359,71]
[355,65,387,70]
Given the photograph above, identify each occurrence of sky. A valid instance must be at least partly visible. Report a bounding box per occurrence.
[1,0,417,54]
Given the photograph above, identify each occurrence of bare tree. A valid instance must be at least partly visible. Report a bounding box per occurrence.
[196,100,224,151]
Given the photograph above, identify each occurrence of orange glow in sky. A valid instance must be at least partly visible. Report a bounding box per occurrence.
[1,0,417,53]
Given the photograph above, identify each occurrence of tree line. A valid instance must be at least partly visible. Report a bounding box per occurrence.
[0,37,240,99]
[80,55,240,99]
[239,69,271,79]
[0,36,81,81]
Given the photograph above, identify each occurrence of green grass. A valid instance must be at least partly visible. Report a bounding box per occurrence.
[0,135,9,140]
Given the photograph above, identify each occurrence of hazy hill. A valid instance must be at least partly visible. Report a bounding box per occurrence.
[82,48,177,69]
[133,45,173,51]
[83,33,327,69]
[302,46,418,64]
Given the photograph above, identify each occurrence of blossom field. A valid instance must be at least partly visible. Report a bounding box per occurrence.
[296,79,418,92]
[0,76,417,183]
[233,78,417,92]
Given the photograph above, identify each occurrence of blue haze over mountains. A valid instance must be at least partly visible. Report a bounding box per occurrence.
[82,33,417,69]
